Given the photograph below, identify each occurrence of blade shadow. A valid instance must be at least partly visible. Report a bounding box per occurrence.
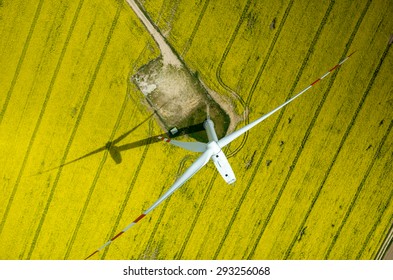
[113,122,205,153]
[34,118,205,175]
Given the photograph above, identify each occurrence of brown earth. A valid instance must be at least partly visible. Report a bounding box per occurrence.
[132,58,231,142]
[126,0,240,143]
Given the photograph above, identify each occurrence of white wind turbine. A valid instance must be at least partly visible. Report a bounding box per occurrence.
[85,52,355,259]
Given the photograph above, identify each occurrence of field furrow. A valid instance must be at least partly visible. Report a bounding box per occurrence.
[285,3,393,258]
[181,0,249,88]
[324,114,393,259]
[0,0,84,255]
[0,0,44,124]
[176,171,219,258]
[331,119,393,259]
[223,0,295,158]
[101,118,154,259]
[277,0,373,259]
[215,0,336,259]
[180,0,210,56]
[1,0,392,260]
[25,2,122,260]
[64,90,131,259]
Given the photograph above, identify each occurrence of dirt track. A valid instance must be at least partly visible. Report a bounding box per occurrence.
[126,0,241,139]
[125,0,182,67]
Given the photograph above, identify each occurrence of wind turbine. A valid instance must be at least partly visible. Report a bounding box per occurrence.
[85,52,355,259]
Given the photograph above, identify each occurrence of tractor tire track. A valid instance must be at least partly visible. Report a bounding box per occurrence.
[215,0,251,101]
[324,45,393,259]
[120,0,248,259]
[181,0,210,56]
[258,0,371,259]
[64,82,132,259]
[0,0,44,125]
[26,2,121,259]
[243,0,294,108]
[325,119,393,259]
[177,0,293,259]
[101,117,154,259]
[176,171,219,259]
[215,0,294,158]
[0,0,84,237]
[284,23,391,260]
[142,184,172,260]
[154,0,170,27]
[131,42,151,73]
[176,155,193,177]
[214,0,336,259]
[226,0,295,158]
[215,0,250,155]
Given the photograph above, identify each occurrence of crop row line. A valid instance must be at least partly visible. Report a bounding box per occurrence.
[122,0,253,257]
[0,0,44,125]
[281,0,372,260]
[154,0,172,28]
[64,77,134,259]
[215,0,251,158]
[102,116,154,259]
[181,0,210,57]
[226,0,295,158]
[65,137,113,258]
[215,0,251,99]
[198,0,297,256]
[0,0,84,240]
[142,180,172,259]
[26,1,121,259]
[142,0,246,252]
[324,42,393,259]
[229,0,336,259]
[328,119,393,259]
[176,171,219,259]
[287,8,390,259]
[170,0,330,258]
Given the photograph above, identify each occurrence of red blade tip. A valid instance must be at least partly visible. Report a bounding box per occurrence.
[85,250,99,260]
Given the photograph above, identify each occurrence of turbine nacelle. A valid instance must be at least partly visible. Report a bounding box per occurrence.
[210,148,236,184]
[206,134,236,184]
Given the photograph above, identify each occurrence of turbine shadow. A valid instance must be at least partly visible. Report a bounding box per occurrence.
[112,122,205,154]
[34,115,205,175]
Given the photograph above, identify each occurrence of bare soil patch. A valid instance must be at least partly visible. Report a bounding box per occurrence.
[132,58,231,142]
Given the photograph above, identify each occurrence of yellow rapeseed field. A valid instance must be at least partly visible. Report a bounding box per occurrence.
[1,0,392,260]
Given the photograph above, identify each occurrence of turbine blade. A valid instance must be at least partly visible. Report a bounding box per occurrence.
[157,136,207,152]
[218,52,355,148]
[85,149,213,259]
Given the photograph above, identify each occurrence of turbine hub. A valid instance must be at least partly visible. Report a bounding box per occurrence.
[207,141,221,155]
